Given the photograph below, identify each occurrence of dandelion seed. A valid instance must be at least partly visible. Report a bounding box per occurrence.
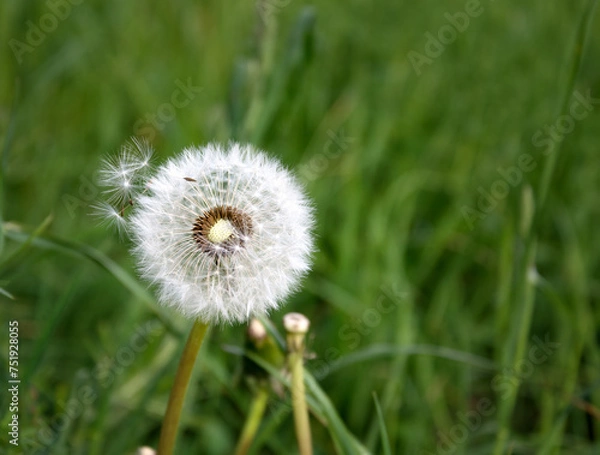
[96,138,155,208]
[91,201,128,234]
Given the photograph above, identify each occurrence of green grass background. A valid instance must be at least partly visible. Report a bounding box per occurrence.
[1,0,599,454]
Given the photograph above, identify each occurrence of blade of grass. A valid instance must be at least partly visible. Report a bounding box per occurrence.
[322,344,496,378]
[0,78,19,258]
[372,393,391,455]
[246,7,317,144]
[2,223,181,337]
[23,272,80,387]
[303,372,370,455]
[536,0,598,211]
[493,239,537,455]
[0,286,14,299]
[0,214,53,274]
[538,213,593,454]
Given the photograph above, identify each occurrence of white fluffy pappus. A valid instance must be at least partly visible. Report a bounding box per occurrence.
[93,139,155,234]
[129,143,315,324]
[97,138,155,206]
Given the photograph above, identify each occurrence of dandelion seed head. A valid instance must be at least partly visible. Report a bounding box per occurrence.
[129,143,315,324]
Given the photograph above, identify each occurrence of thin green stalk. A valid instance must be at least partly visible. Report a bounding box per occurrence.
[158,320,210,455]
[372,393,392,455]
[242,0,278,141]
[537,0,598,213]
[493,239,537,455]
[234,385,270,455]
[288,339,312,455]
[0,78,19,258]
[284,313,313,455]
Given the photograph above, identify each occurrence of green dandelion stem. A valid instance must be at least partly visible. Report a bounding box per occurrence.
[289,343,312,455]
[233,385,270,455]
[158,319,209,455]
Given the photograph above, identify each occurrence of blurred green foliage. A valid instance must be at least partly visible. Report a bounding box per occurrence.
[1,0,599,454]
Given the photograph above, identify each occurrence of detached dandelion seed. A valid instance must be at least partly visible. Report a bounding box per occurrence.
[91,201,128,234]
[97,138,155,208]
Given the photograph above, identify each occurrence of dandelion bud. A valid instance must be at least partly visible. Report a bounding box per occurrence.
[248,318,268,344]
[283,312,311,335]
